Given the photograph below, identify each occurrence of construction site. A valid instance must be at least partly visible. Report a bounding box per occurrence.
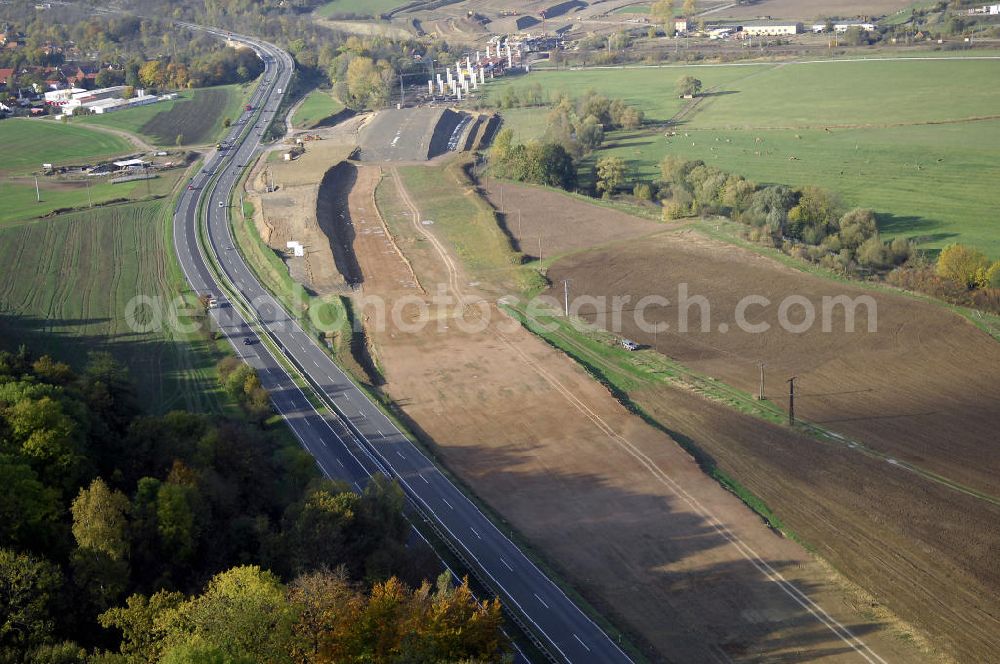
[230,104,986,662]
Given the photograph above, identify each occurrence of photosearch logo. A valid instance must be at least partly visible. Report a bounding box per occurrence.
[506,284,878,337]
[122,284,877,338]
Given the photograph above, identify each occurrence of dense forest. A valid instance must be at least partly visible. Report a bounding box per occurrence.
[0,341,508,663]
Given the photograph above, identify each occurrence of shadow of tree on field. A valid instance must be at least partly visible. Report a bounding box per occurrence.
[0,312,227,415]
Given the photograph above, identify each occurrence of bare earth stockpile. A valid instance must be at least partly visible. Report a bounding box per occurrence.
[482,180,1000,661]
[246,116,369,294]
[306,134,930,660]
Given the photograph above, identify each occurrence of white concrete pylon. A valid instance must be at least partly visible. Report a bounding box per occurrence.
[438,78,445,94]
[480,68,485,84]
[428,80,434,94]
[476,50,481,62]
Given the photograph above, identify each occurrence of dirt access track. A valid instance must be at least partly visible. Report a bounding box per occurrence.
[322,158,930,662]
[478,181,998,661]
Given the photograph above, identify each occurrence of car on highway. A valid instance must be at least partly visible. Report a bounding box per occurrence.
[187,184,195,190]
[242,337,255,346]
[218,201,225,208]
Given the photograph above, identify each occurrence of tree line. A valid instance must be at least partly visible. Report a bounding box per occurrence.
[0,342,508,662]
[0,6,263,92]
[488,90,646,192]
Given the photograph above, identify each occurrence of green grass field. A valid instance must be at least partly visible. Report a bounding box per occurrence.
[485,65,758,124]
[491,57,1000,257]
[0,199,231,413]
[397,162,540,292]
[0,118,133,175]
[0,170,181,225]
[315,0,404,18]
[78,84,247,145]
[292,88,346,129]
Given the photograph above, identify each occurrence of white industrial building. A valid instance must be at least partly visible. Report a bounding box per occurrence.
[811,22,876,33]
[741,22,803,36]
[55,85,163,116]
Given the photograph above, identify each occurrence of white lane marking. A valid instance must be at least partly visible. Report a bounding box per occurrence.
[470,527,482,540]
[573,634,591,652]
[419,473,429,484]
[396,450,405,459]
[500,557,513,572]
[534,593,550,609]
[337,458,344,467]
[376,429,384,437]
[442,497,454,510]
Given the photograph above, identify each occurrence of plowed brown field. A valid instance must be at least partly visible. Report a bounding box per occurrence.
[329,164,932,663]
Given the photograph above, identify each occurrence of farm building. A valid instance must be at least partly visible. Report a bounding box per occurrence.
[673,17,689,33]
[740,22,803,36]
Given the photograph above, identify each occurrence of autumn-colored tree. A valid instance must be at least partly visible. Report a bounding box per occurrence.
[287,569,507,663]
[650,0,676,33]
[158,566,295,663]
[71,478,130,560]
[677,75,702,97]
[138,60,165,88]
[99,590,185,664]
[595,156,627,198]
[936,243,991,289]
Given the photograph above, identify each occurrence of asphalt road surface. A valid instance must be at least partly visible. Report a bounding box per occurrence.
[172,26,632,664]
[357,106,447,161]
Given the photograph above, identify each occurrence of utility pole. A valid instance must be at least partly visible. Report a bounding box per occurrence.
[538,236,542,263]
[517,208,522,237]
[399,73,405,107]
[34,175,40,203]
[562,279,571,316]
[758,362,765,400]
[787,376,796,425]
[499,184,504,212]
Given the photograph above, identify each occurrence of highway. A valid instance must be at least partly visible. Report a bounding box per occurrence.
[172,26,633,664]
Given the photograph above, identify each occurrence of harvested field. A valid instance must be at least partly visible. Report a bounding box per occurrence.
[486,183,1000,660]
[633,379,1000,663]
[0,201,228,413]
[544,229,1000,496]
[334,161,931,663]
[718,0,916,20]
[479,180,662,259]
[138,86,243,145]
